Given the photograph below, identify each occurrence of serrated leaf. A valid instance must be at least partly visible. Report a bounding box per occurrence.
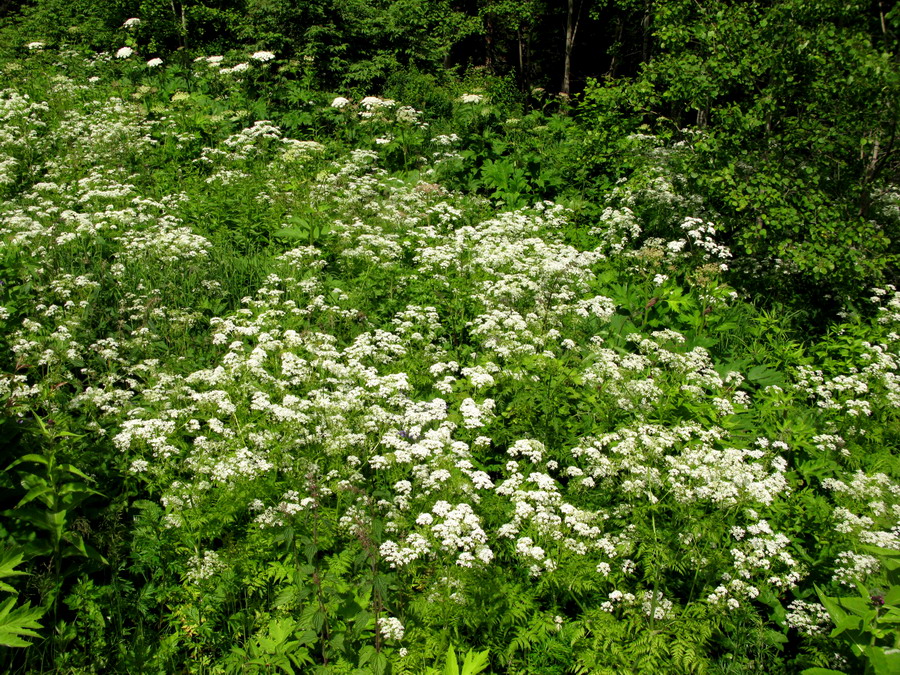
[373,651,387,675]
[0,549,27,582]
[358,644,376,666]
[311,608,325,632]
[272,618,299,646]
[746,364,785,386]
[273,228,310,241]
[461,648,490,675]
[0,596,44,647]
[443,645,460,675]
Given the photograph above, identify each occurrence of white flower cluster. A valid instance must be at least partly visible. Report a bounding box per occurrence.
[785,600,832,636]
[832,551,880,586]
[376,616,405,641]
[185,550,226,583]
[16,69,894,650]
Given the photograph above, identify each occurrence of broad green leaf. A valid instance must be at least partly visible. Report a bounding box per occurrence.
[883,585,900,606]
[7,454,50,469]
[863,645,900,675]
[443,645,460,675]
[358,644,376,666]
[373,651,387,675]
[839,596,874,617]
[746,364,785,386]
[830,614,862,637]
[15,484,53,509]
[288,648,313,668]
[273,228,311,240]
[461,648,490,675]
[816,586,847,624]
[58,464,93,481]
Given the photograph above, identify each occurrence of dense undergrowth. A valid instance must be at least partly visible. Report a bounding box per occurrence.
[0,34,898,675]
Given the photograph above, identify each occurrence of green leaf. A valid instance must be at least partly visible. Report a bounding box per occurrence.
[443,645,460,675]
[0,549,27,593]
[461,648,490,675]
[816,586,847,624]
[58,464,93,481]
[359,645,376,667]
[373,651,388,675]
[7,454,50,470]
[831,614,862,637]
[746,364,785,386]
[15,484,53,509]
[863,645,900,675]
[273,227,310,241]
[838,596,874,617]
[0,596,44,648]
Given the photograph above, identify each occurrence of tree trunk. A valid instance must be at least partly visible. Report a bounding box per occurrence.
[485,15,494,69]
[561,0,581,94]
[641,0,653,63]
[518,28,525,90]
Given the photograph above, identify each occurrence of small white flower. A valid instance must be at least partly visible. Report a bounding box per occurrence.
[220,62,250,75]
[129,459,149,473]
[251,51,275,62]
[116,47,134,59]
[26,42,45,50]
[331,96,351,108]
[376,616,405,641]
[146,58,163,68]
[122,18,141,29]
[460,93,484,104]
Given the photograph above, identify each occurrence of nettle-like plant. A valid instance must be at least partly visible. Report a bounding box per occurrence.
[0,549,44,649]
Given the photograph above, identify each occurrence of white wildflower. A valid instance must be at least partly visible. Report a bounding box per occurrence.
[377,616,405,641]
